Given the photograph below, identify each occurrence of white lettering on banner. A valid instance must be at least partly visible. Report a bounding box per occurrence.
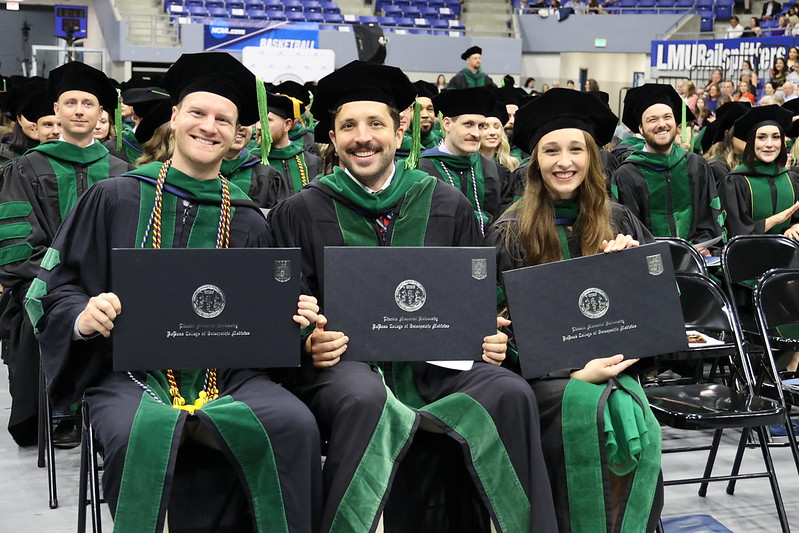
[652,40,788,72]
[258,38,316,48]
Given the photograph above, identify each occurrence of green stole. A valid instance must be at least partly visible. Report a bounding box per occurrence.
[120,128,142,165]
[555,200,579,259]
[288,121,312,142]
[561,375,662,532]
[422,151,488,227]
[618,136,645,151]
[220,149,255,198]
[625,145,693,239]
[29,140,111,220]
[114,162,288,533]
[421,128,443,149]
[320,162,532,530]
[733,161,796,234]
[269,142,309,193]
[459,68,490,88]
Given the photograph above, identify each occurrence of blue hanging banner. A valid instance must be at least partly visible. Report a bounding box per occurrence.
[204,20,320,51]
[650,36,797,72]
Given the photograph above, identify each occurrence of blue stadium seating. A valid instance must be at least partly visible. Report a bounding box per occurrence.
[206,0,225,9]
[383,5,404,16]
[321,1,341,13]
[263,0,282,8]
[431,18,449,29]
[699,8,714,30]
[207,5,229,16]
[637,0,656,13]
[655,0,677,13]
[266,9,287,19]
[414,17,432,27]
[248,7,268,17]
[187,4,209,17]
[306,11,325,21]
[360,14,380,23]
[714,0,733,18]
[378,15,398,25]
[695,0,713,9]
[287,10,306,20]
[284,0,304,12]
[448,19,465,29]
[305,1,323,12]
[674,0,695,9]
[323,12,344,22]
[419,6,438,18]
[243,0,262,8]
[396,16,415,26]
[186,0,204,7]
[404,6,422,17]
[227,0,245,9]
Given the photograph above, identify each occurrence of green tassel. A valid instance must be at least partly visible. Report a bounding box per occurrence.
[115,88,123,152]
[438,111,445,139]
[2,79,6,92]
[306,95,315,130]
[256,77,271,167]
[406,100,422,170]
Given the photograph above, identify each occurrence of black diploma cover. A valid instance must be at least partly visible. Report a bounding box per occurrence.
[111,248,301,370]
[502,242,687,378]
[323,247,497,362]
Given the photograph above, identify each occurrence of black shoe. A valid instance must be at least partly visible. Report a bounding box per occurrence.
[52,420,80,449]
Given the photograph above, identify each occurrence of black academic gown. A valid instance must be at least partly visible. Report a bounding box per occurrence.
[484,203,664,533]
[719,166,799,237]
[32,169,321,533]
[220,150,292,208]
[419,153,514,228]
[611,150,722,246]
[267,169,558,533]
[0,142,131,446]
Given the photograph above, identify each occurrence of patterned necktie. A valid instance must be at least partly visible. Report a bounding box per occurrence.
[375,211,394,235]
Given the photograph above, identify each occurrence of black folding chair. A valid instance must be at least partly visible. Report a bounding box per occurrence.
[77,399,104,533]
[644,272,791,533]
[655,236,709,276]
[37,359,58,509]
[751,268,799,474]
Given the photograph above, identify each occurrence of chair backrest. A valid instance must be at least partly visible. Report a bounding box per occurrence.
[656,237,709,276]
[676,272,756,388]
[754,268,799,336]
[722,235,799,285]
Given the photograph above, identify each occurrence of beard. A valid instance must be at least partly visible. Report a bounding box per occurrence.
[643,127,678,152]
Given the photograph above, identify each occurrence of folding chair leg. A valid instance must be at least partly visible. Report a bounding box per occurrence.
[698,429,723,497]
[753,426,791,533]
[785,412,799,477]
[37,360,46,469]
[86,410,102,533]
[726,427,752,495]
[77,418,88,533]
[45,389,57,509]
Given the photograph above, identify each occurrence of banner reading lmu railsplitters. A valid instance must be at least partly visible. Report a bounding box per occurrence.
[650,36,797,73]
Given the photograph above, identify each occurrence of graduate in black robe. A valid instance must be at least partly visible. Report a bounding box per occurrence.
[611,84,722,253]
[0,62,131,446]
[419,87,514,235]
[29,52,322,533]
[267,60,557,533]
[104,87,171,165]
[718,105,799,239]
[485,89,664,533]
[260,92,321,193]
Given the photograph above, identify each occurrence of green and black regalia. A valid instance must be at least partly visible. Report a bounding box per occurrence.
[396,125,443,160]
[104,126,142,166]
[448,69,496,89]
[419,147,514,234]
[28,161,322,533]
[267,160,557,533]
[221,147,292,207]
[288,120,321,158]
[719,161,799,237]
[0,139,131,446]
[611,144,723,245]
[261,143,322,194]
[484,201,664,533]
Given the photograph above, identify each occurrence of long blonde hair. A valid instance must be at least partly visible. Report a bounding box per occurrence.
[503,130,614,266]
[135,123,174,166]
[496,132,520,171]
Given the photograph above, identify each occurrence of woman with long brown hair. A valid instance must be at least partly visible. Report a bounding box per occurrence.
[484,88,662,533]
